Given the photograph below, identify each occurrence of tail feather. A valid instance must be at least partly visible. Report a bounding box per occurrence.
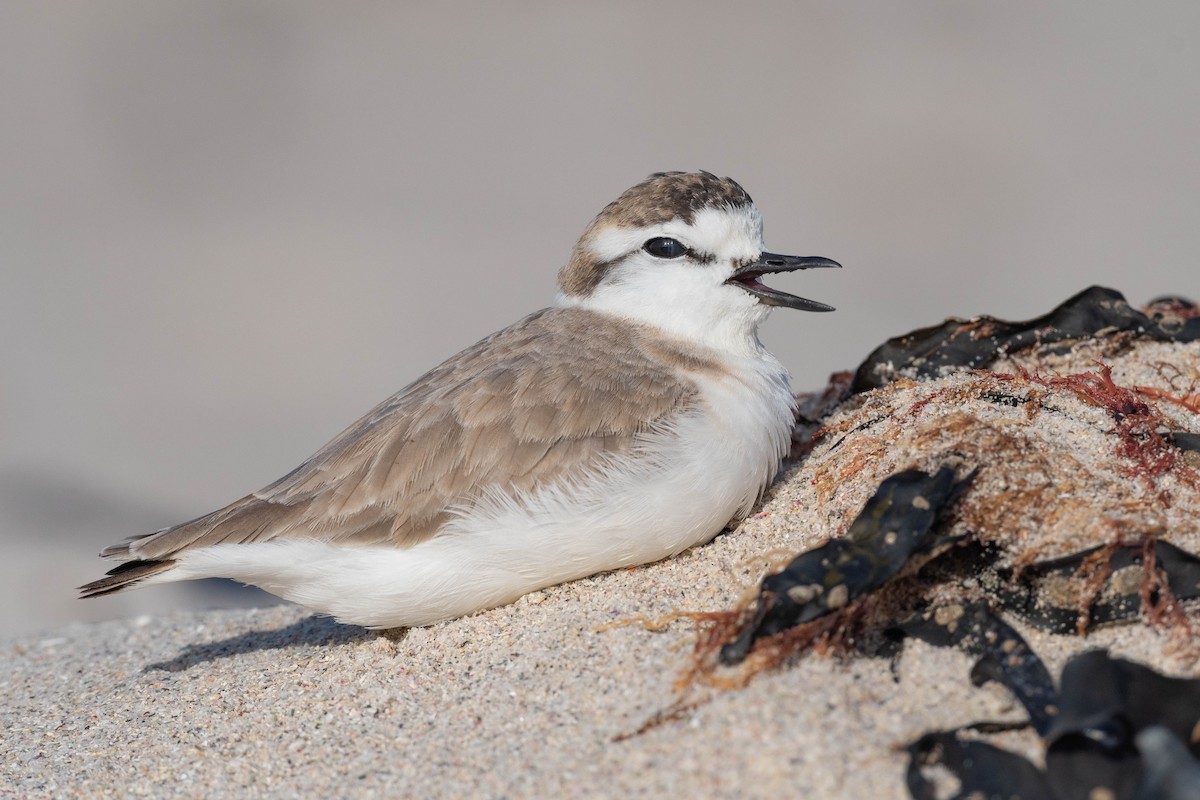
[78,559,177,598]
[98,530,161,560]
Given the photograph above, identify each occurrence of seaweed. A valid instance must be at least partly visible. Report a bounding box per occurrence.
[1022,363,1200,500]
[853,286,1200,393]
[996,539,1200,635]
[717,466,1198,671]
[906,731,1055,799]
[744,286,1200,795]
[1169,432,1200,453]
[904,641,1200,800]
[719,467,974,665]
[661,288,1200,787]
[894,600,1057,735]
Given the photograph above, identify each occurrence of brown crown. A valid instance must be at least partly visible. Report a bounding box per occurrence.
[559,171,753,297]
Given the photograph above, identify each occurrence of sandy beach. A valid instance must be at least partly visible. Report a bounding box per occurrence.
[3,515,1179,799]
[6,337,1198,798]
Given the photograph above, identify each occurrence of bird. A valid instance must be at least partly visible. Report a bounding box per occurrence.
[80,171,840,628]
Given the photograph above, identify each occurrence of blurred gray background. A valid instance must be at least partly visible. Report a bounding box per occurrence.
[2,2,1197,636]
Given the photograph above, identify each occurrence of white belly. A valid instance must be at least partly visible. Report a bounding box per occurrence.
[169,356,796,628]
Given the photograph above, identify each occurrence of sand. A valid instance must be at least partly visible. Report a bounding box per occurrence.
[5,552,1175,799]
[4,339,1198,799]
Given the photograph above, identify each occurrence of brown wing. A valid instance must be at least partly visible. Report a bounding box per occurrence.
[101,307,713,562]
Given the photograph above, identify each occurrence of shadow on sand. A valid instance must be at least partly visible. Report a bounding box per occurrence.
[143,614,400,673]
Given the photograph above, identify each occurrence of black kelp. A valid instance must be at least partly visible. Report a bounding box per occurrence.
[853,286,1200,393]
[996,540,1200,635]
[720,467,974,665]
[903,639,1200,800]
[895,600,1057,735]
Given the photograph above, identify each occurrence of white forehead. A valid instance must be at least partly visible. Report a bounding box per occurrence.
[585,204,765,264]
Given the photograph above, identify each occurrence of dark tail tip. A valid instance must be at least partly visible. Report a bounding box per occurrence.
[78,559,176,599]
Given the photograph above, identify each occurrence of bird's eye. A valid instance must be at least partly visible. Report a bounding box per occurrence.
[643,237,688,259]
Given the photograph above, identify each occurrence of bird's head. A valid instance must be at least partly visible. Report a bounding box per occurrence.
[557,171,839,351]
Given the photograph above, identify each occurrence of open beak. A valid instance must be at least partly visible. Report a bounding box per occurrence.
[726,253,841,312]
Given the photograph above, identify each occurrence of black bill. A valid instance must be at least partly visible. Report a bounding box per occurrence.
[726,252,840,312]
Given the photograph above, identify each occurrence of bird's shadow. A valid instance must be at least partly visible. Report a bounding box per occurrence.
[143,614,399,673]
